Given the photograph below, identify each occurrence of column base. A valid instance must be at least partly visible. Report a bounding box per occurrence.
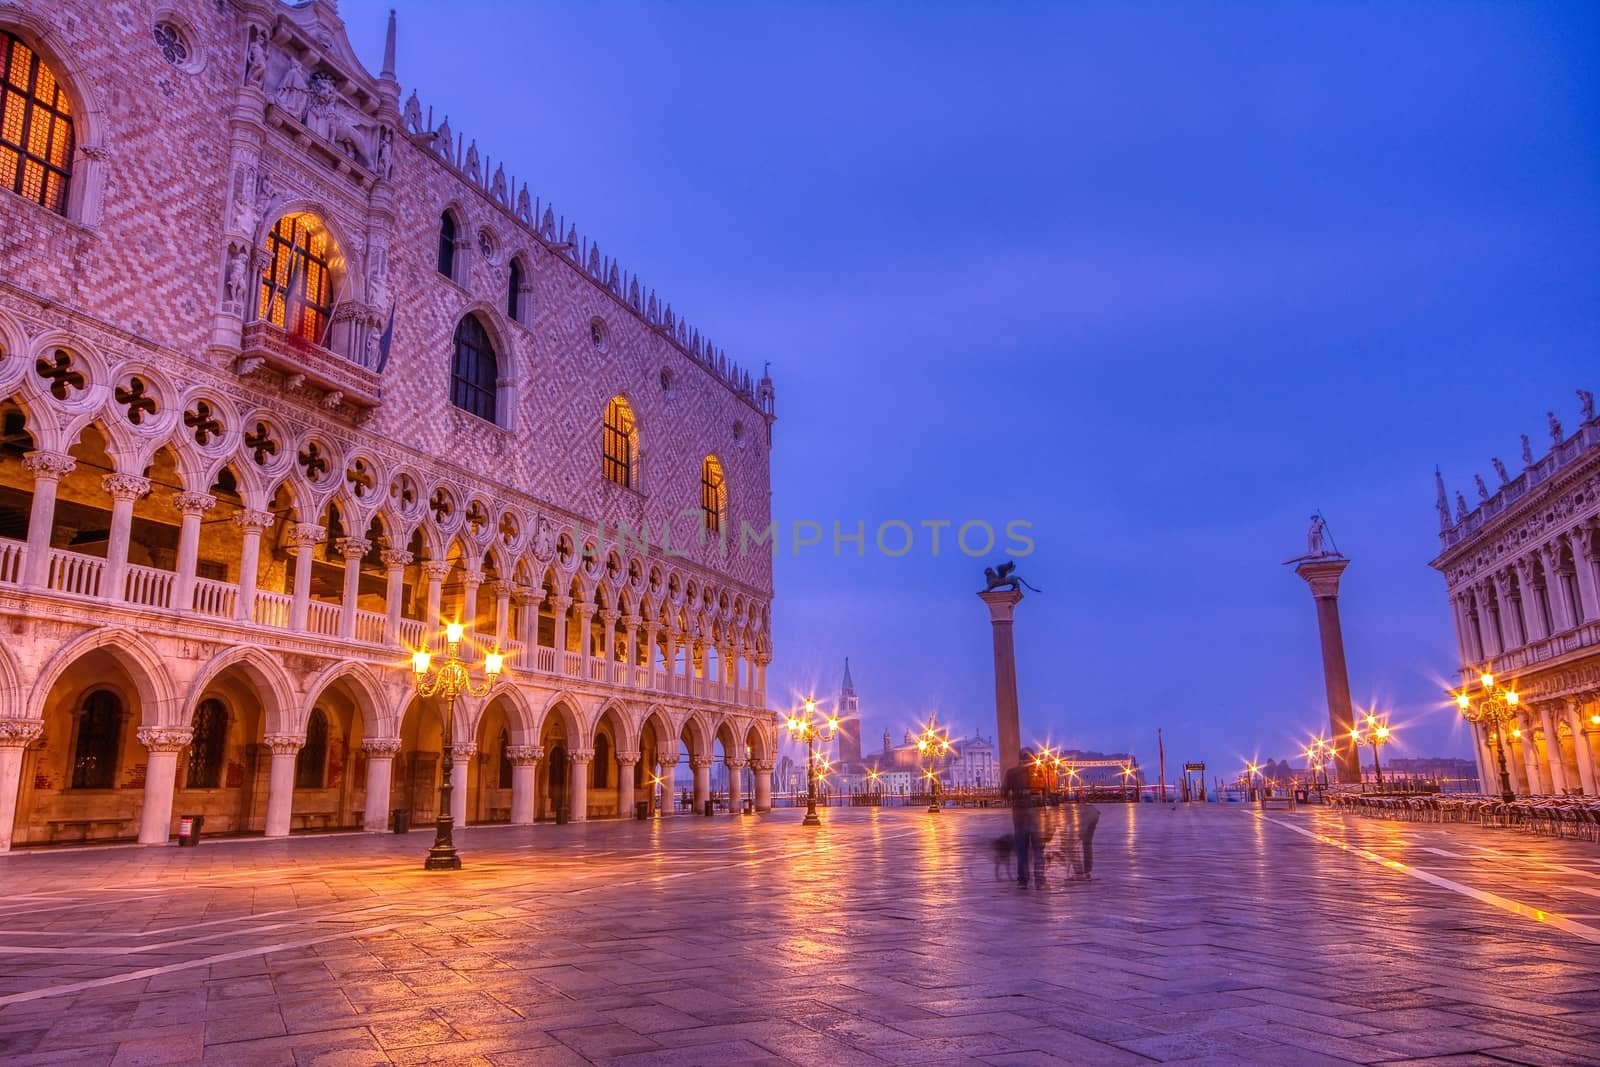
[424,847,462,871]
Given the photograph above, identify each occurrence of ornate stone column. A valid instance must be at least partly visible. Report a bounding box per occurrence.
[1516,558,1548,643]
[232,509,275,622]
[725,757,746,813]
[663,628,680,691]
[171,491,216,613]
[421,560,450,639]
[102,473,151,601]
[623,613,641,678]
[751,758,774,812]
[1538,703,1569,795]
[491,580,514,651]
[600,610,619,680]
[1292,557,1362,784]
[978,587,1026,777]
[459,565,483,636]
[1541,543,1576,633]
[617,750,639,816]
[551,595,574,661]
[1475,581,1503,658]
[576,603,597,665]
[513,586,540,666]
[657,756,680,814]
[568,748,594,821]
[1574,525,1600,624]
[0,719,43,851]
[1567,695,1598,796]
[361,738,402,831]
[287,523,325,632]
[136,726,193,844]
[755,652,770,708]
[382,549,412,644]
[691,755,714,812]
[1519,716,1545,795]
[508,745,542,824]
[337,537,371,639]
[644,620,661,690]
[21,451,74,589]
[451,742,476,827]
[263,734,304,837]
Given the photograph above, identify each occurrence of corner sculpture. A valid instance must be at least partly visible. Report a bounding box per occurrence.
[979,561,1037,776]
[1284,513,1361,783]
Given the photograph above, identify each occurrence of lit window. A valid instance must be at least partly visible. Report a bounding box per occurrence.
[603,396,635,488]
[258,212,336,344]
[700,455,726,533]
[0,31,74,214]
[450,315,498,422]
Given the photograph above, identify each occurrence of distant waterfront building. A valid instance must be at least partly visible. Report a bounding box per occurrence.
[1431,394,1599,796]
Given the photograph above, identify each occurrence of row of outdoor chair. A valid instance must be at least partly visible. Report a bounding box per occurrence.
[1330,792,1600,842]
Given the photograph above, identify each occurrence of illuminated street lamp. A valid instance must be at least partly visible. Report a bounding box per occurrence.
[866,767,882,804]
[411,621,503,870]
[1456,672,1519,802]
[1303,736,1332,794]
[1118,764,1136,802]
[785,697,837,827]
[1245,762,1262,800]
[1349,711,1393,790]
[916,718,952,813]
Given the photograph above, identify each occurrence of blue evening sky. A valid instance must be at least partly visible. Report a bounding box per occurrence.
[345,1,1599,775]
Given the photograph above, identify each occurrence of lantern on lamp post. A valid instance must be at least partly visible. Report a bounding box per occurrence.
[1455,672,1520,803]
[411,621,503,870]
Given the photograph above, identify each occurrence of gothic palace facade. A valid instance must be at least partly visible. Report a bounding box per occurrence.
[1432,392,1600,797]
[0,0,779,849]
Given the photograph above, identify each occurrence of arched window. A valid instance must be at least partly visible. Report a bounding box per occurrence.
[507,258,524,321]
[450,315,498,422]
[296,707,329,789]
[700,455,726,534]
[497,728,512,789]
[0,31,74,214]
[186,699,228,789]
[437,211,456,278]
[593,733,610,789]
[603,396,636,488]
[71,690,121,790]
[259,213,336,344]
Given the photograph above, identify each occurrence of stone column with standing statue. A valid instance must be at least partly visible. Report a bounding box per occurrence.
[1287,514,1362,784]
[979,561,1041,777]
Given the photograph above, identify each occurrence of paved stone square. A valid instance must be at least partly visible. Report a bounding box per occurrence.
[0,804,1597,1066]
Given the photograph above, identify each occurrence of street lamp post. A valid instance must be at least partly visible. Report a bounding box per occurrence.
[1349,711,1393,791]
[1455,672,1520,803]
[916,718,952,813]
[411,622,503,871]
[786,697,837,827]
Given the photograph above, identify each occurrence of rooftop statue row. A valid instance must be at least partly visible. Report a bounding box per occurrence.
[398,88,769,412]
[1434,388,1597,537]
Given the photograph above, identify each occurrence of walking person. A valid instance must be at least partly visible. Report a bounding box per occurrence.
[1002,749,1046,889]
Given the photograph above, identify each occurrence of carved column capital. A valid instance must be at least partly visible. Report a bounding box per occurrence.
[622,614,641,630]
[232,508,275,531]
[101,473,151,502]
[552,595,574,611]
[615,750,641,765]
[336,536,372,559]
[452,742,478,758]
[511,585,541,606]
[724,757,747,771]
[173,491,216,515]
[288,522,326,547]
[362,738,403,757]
[21,450,75,480]
[0,718,44,748]
[381,549,413,568]
[748,759,775,773]
[262,733,305,755]
[689,756,715,771]
[506,744,543,765]
[137,726,194,753]
[575,602,597,620]
[599,609,620,626]
[657,756,681,770]
[568,748,595,764]
[489,580,515,599]
[421,560,452,580]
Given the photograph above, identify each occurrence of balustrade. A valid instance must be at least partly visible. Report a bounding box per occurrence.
[536,646,556,673]
[123,563,174,610]
[47,549,104,598]
[0,537,24,585]
[306,600,340,637]
[394,617,425,649]
[191,577,237,619]
[253,590,291,629]
[353,608,386,645]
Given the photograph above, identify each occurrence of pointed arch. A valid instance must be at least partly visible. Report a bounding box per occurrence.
[536,690,585,739]
[589,698,634,752]
[297,660,390,739]
[183,646,298,737]
[475,681,536,745]
[26,627,179,725]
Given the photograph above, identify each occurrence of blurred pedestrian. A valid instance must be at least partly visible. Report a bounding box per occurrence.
[1002,749,1046,888]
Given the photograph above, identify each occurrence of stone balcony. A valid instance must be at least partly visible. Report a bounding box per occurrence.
[236,321,384,412]
[0,537,764,711]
